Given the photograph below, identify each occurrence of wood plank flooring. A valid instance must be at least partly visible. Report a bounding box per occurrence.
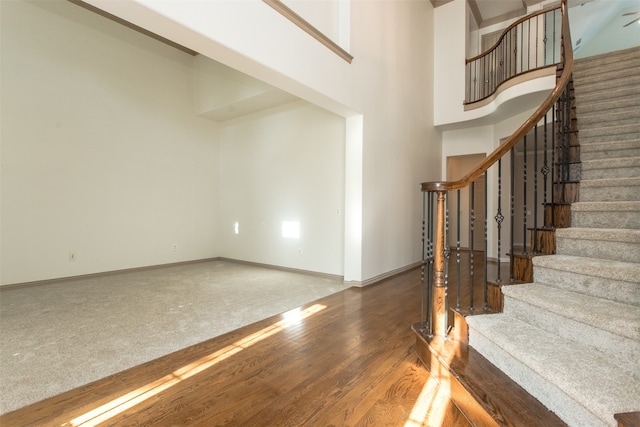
[0,268,472,427]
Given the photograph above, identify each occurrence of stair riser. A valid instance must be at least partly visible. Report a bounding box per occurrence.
[556,237,640,263]
[576,88,640,107]
[582,166,640,180]
[467,327,604,427]
[573,57,640,78]
[533,265,640,306]
[581,148,640,161]
[573,74,640,95]
[576,98,639,115]
[580,185,640,202]
[579,124,640,140]
[572,210,640,229]
[502,296,640,373]
[578,114,640,129]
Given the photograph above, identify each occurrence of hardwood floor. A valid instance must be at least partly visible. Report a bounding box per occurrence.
[0,268,472,427]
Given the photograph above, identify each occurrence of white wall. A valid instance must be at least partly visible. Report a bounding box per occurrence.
[0,1,220,284]
[218,102,345,275]
[82,0,440,283]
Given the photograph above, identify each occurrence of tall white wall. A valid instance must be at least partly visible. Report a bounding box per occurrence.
[0,1,220,284]
[218,102,345,275]
[83,0,440,283]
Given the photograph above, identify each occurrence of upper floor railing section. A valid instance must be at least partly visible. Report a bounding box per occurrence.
[465,5,562,104]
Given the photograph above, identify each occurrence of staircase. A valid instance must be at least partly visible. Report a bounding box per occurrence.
[465,47,640,427]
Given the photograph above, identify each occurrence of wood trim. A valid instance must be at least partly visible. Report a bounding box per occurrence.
[0,258,221,290]
[217,257,343,281]
[263,0,353,64]
[346,262,421,288]
[422,0,573,193]
[68,0,198,56]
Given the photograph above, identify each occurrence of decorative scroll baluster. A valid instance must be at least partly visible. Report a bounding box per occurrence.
[483,171,489,310]
[496,159,504,283]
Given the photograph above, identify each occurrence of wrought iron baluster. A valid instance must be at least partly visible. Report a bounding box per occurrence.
[427,192,434,335]
[510,147,515,282]
[551,103,556,225]
[483,171,489,310]
[444,192,450,331]
[543,12,547,66]
[535,14,539,69]
[469,181,475,311]
[456,190,461,311]
[496,159,504,283]
[420,192,427,330]
[542,113,550,225]
[533,124,539,253]
[523,134,528,254]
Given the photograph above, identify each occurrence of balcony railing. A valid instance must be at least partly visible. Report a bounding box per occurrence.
[465,5,562,104]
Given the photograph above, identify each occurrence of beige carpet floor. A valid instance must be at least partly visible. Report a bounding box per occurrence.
[0,260,348,415]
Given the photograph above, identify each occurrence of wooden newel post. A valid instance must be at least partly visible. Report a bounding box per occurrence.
[432,191,448,338]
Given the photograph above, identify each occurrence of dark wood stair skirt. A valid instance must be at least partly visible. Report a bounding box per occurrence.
[528,227,557,255]
[544,202,572,228]
[508,252,538,282]
[615,412,640,427]
[412,322,567,427]
[487,279,528,312]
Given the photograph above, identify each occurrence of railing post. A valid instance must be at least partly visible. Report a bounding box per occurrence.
[432,190,448,338]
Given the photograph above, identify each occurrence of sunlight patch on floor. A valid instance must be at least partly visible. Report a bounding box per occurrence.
[63,303,327,427]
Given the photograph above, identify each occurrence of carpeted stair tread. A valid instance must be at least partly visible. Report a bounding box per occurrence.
[579,122,640,139]
[576,96,640,116]
[576,85,640,104]
[573,46,640,65]
[571,201,640,228]
[581,157,640,179]
[556,227,640,263]
[556,227,640,243]
[580,177,640,202]
[467,314,640,427]
[572,200,640,212]
[573,73,640,95]
[501,283,640,342]
[501,284,640,375]
[533,254,640,287]
[532,254,640,306]
[578,108,640,128]
[573,56,640,79]
[580,140,640,161]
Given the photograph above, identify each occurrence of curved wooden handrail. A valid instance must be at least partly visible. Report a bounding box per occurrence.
[466,4,561,64]
[423,0,572,192]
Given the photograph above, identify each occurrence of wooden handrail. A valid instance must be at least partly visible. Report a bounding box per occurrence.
[466,4,561,64]
[422,0,572,193]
